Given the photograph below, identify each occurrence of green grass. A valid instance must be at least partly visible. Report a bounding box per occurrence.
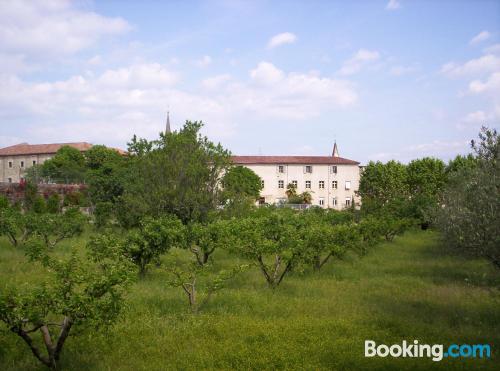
[0,230,499,370]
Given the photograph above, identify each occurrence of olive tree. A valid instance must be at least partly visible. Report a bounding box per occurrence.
[436,127,499,268]
[0,233,133,369]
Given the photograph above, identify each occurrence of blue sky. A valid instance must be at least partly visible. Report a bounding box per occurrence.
[0,0,499,163]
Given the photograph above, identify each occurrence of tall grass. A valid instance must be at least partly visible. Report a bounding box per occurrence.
[0,230,498,370]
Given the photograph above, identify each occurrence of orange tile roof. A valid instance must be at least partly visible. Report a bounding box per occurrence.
[231,155,360,165]
[0,142,92,156]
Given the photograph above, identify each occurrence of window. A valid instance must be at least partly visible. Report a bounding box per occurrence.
[8,178,12,183]
[304,165,312,173]
[8,161,12,168]
[332,181,338,189]
[278,180,284,188]
[332,197,337,206]
[278,165,285,173]
[305,180,311,189]
[345,181,351,190]
[345,197,351,207]
[20,161,24,168]
[32,160,36,165]
[319,180,325,189]
[331,165,337,174]
[261,180,265,188]
[292,180,297,188]
[319,198,325,206]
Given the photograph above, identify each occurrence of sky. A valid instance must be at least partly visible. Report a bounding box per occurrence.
[0,0,499,164]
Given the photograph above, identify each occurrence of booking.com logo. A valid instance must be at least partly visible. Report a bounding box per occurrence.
[365,340,491,362]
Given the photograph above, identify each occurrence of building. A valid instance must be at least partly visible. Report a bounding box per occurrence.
[232,143,361,209]
[0,142,94,183]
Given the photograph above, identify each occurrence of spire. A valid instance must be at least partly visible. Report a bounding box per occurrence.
[165,111,171,134]
[332,141,339,157]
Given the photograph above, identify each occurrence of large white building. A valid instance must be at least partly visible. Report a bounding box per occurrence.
[232,143,361,209]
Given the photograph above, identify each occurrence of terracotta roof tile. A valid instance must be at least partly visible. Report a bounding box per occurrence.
[0,142,93,156]
[231,155,360,165]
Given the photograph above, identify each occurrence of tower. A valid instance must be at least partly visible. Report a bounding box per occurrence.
[332,141,339,157]
[165,111,171,134]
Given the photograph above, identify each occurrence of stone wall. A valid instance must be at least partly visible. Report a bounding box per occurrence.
[0,183,88,203]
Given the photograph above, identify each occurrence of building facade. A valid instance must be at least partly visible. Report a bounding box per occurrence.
[0,142,94,183]
[232,144,361,209]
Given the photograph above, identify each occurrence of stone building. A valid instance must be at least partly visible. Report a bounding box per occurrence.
[0,142,94,183]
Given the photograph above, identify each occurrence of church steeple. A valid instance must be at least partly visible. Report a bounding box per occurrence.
[332,141,339,157]
[165,111,171,134]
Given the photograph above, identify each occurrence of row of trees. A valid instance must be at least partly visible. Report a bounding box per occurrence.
[359,127,499,267]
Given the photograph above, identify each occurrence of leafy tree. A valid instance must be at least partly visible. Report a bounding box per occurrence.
[305,223,361,270]
[0,233,133,369]
[406,157,446,227]
[120,121,231,226]
[231,209,303,288]
[46,194,61,214]
[436,127,499,268]
[187,219,233,266]
[32,195,46,214]
[23,181,38,211]
[40,146,87,184]
[445,154,477,175]
[0,195,9,209]
[359,160,408,210]
[165,257,247,313]
[0,207,28,247]
[222,165,262,201]
[26,208,86,248]
[85,145,127,207]
[122,215,185,276]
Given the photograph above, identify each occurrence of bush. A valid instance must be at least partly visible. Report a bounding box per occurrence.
[46,194,61,213]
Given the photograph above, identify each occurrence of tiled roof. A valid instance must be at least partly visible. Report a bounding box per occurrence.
[0,142,93,156]
[231,155,360,165]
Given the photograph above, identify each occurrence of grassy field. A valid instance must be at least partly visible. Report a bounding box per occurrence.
[0,229,498,370]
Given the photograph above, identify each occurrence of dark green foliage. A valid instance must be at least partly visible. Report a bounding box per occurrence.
[187,219,233,266]
[0,195,9,209]
[0,207,28,247]
[122,215,186,276]
[85,145,126,207]
[26,208,86,248]
[222,165,262,200]
[32,195,46,214]
[63,191,88,207]
[46,194,61,214]
[39,146,87,184]
[23,182,38,211]
[120,121,231,226]
[436,127,500,268]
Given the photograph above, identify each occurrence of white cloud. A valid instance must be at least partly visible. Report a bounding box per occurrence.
[88,55,102,65]
[194,55,212,68]
[0,0,130,56]
[469,31,490,45]
[406,140,469,153]
[202,74,231,89]
[468,72,500,94]
[338,49,380,75]
[0,61,358,145]
[483,43,500,55]
[441,54,500,77]
[390,65,417,76]
[97,64,179,88]
[267,32,297,49]
[462,110,488,123]
[250,62,284,84]
[386,0,401,10]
